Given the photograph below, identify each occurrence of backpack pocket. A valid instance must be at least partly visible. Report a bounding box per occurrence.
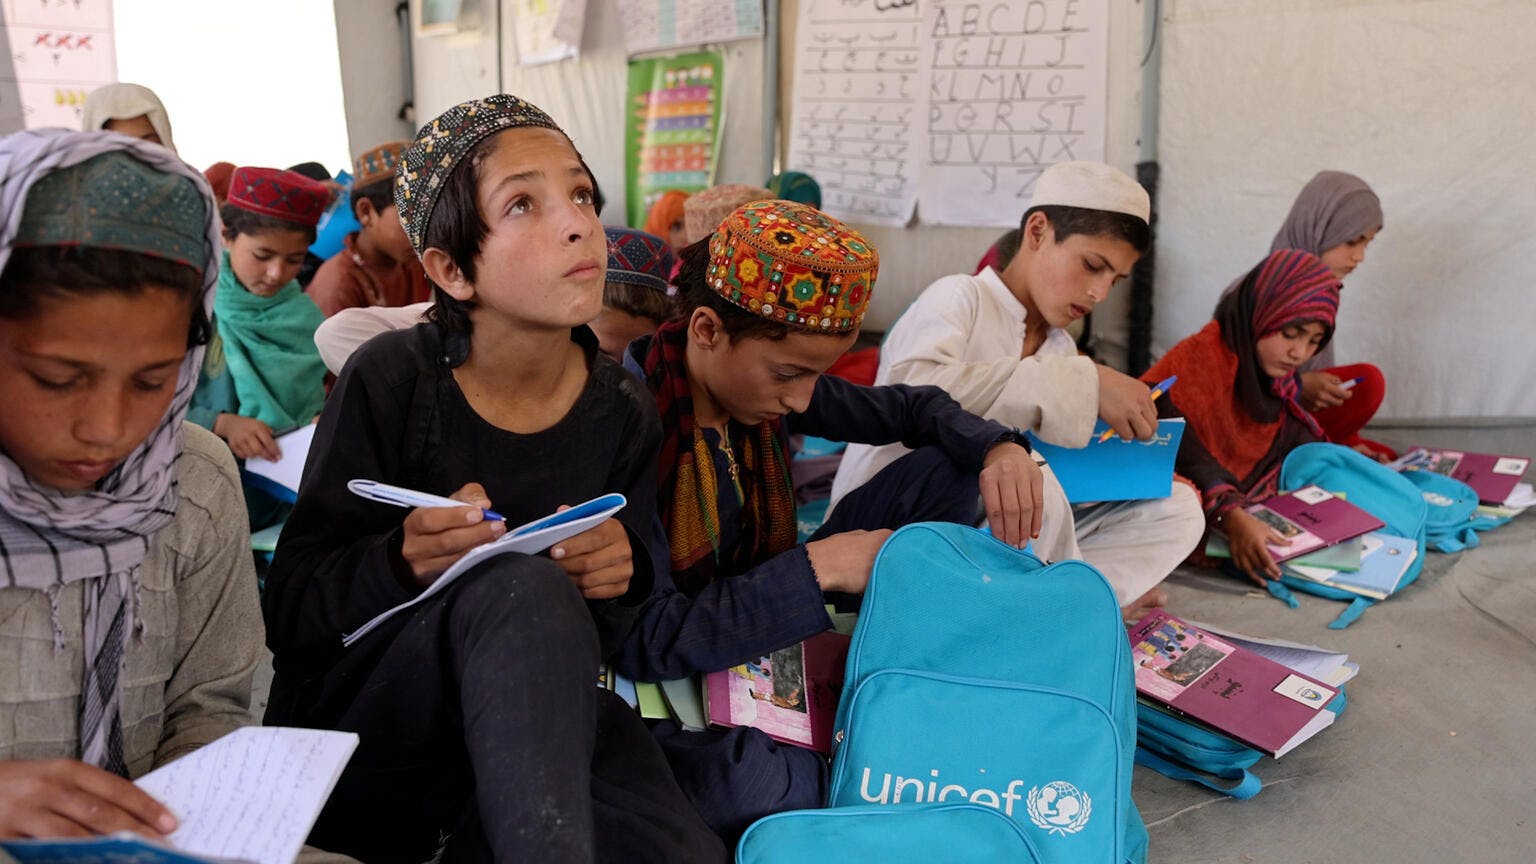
[737,802,1043,863]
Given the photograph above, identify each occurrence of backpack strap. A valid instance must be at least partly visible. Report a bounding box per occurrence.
[1134,747,1263,800]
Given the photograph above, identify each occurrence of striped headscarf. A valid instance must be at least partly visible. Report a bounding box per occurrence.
[1244,248,1341,425]
[0,129,219,775]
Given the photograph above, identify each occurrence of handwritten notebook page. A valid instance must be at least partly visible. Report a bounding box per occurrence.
[243,424,318,493]
[135,727,359,864]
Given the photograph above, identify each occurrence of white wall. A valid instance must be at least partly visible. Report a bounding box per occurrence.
[333,0,414,157]
[1155,0,1536,419]
[114,0,351,174]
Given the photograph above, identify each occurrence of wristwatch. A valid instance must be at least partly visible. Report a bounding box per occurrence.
[987,429,1032,454]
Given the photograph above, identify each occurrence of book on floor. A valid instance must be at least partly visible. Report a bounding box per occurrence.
[1390,447,1531,507]
[343,493,626,646]
[1234,485,1384,564]
[1206,533,1364,571]
[1,727,358,864]
[703,630,850,754]
[1127,611,1340,758]
[1026,418,1186,503]
[1284,531,1418,600]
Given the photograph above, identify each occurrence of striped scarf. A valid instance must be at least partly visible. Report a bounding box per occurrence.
[0,130,219,775]
[641,322,797,595]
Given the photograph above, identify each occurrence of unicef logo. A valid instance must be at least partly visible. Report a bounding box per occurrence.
[1027,781,1092,836]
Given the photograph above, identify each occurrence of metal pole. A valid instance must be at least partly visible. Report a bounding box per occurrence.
[762,0,781,183]
[395,2,416,134]
[1127,0,1161,376]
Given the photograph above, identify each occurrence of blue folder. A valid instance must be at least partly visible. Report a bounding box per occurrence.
[1027,419,1186,503]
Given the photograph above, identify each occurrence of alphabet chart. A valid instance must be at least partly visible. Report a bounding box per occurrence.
[617,0,765,56]
[0,0,118,131]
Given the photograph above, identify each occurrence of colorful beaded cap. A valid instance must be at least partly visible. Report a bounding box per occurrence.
[395,94,564,254]
[352,140,411,190]
[706,200,878,333]
[226,166,329,228]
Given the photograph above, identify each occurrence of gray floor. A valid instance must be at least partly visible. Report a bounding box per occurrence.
[1140,421,1536,864]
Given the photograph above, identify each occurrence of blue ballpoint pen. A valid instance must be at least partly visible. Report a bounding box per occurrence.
[1097,374,1178,443]
[347,479,507,521]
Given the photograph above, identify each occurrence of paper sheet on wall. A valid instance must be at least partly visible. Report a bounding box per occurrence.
[916,0,1108,226]
[625,51,722,227]
[786,0,921,228]
[510,0,587,65]
[616,0,764,56]
[0,0,118,131]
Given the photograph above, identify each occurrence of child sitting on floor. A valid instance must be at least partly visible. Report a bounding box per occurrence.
[262,94,722,864]
[0,130,258,838]
[1148,248,1342,584]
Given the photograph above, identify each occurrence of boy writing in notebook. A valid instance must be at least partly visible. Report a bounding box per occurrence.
[831,162,1206,619]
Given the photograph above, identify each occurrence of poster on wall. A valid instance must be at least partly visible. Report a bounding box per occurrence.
[785,0,921,228]
[625,51,722,228]
[417,0,485,36]
[915,0,1108,226]
[0,0,117,131]
[509,0,587,65]
[616,0,763,56]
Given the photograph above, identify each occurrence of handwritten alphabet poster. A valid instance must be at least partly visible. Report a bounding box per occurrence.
[1,0,118,131]
[788,0,1107,228]
[617,0,764,56]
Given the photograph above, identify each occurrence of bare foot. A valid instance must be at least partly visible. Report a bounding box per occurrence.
[1122,586,1169,624]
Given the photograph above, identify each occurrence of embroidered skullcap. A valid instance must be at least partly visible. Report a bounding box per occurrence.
[766,171,822,209]
[395,94,565,254]
[226,166,330,228]
[1030,161,1150,223]
[1250,249,1340,339]
[353,140,411,191]
[707,200,878,333]
[684,183,773,245]
[606,227,674,294]
[14,149,210,273]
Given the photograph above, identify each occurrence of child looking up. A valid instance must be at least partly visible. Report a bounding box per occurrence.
[262,95,722,864]
[1148,249,1342,584]
[0,130,258,839]
[307,141,431,317]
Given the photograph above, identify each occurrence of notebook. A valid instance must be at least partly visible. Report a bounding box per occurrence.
[1285,531,1418,600]
[1206,533,1364,571]
[342,493,626,646]
[1391,447,1531,506]
[1127,611,1339,758]
[242,423,319,499]
[1,727,358,864]
[704,630,850,754]
[1026,418,1186,503]
[1238,485,1384,563]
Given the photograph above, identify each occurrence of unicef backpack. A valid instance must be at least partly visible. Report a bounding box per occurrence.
[1395,468,1505,552]
[1269,443,1428,628]
[737,803,1044,863]
[822,522,1146,864]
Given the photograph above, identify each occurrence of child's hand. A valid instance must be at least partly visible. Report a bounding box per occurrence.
[399,483,506,587]
[1095,366,1159,441]
[979,442,1044,547]
[1301,372,1352,412]
[549,514,633,600]
[1224,509,1287,586]
[213,413,282,461]
[0,758,177,839]
[805,529,893,594]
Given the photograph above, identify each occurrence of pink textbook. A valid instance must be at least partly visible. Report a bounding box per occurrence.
[1241,485,1384,563]
[1392,447,1530,506]
[704,631,850,754]
[1128,612,1339,757]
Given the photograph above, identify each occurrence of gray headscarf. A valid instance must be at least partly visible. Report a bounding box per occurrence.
[81,83,176,154]
[0,128,219,774]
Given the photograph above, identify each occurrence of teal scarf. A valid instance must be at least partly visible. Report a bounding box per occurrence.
[214,250,326,430]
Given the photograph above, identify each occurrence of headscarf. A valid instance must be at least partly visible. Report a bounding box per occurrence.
[1270,171,1383,256]
[0,129,219,774]
[641,321,796,594]
[204,161,235,203]
[643,190,690,245]
[81,83,176,153]
[214,251,327,430]
[1146,250,1339,518]
[766,171,822,208]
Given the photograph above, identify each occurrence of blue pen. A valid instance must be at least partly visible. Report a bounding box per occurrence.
[1339,376,1364,391]
[1098,375,1177,443]
[347,479,506,521]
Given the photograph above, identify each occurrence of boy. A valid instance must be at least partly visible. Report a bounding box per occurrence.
[307,142,432,317]
[832,162,1206,618]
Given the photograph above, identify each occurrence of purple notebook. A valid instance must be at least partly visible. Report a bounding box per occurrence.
[1244,485,1385,563]
[1129,612,1338,757]
[1395,448,1530,506]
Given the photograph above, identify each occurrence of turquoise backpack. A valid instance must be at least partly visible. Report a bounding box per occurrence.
[738,803,1043,863]
[1395,467,1505,552]
[1262,443,1428,628]
[819,522,1146,864]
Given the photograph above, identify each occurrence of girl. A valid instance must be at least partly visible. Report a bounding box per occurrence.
[81,83,175,151]
[0,131,258,837]
[1223,170,1389,458]
[642,189,691,253]
[1151,249,1342,585]
[262,95,722,863]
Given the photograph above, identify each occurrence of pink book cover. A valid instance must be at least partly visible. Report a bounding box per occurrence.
[704,631,850,754]
[1412,449,1529,505]
[1246,485,1385,563]
[1128,611,1338,757]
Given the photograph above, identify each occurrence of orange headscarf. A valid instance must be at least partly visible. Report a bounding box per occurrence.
[643,190,689,246]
